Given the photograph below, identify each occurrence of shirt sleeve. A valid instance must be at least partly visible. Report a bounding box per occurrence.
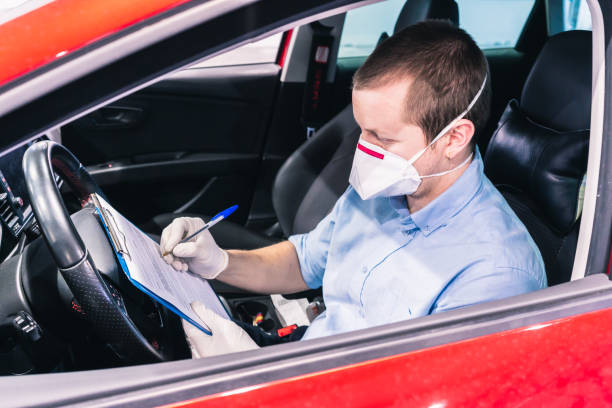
[430,264,545,314]
[287,193,345,289]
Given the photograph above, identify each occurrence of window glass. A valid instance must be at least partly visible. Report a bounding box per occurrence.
[338,0,536,58]
[190,33,283,68]
[338,0,406,58]
[458,0,535,49]
[563,0,592,31]
[547,0,591,35]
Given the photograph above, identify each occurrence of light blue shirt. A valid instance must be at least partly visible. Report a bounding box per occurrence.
[288,150,547,340]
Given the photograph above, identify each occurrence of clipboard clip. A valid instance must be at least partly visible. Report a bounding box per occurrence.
[90,193,131,261]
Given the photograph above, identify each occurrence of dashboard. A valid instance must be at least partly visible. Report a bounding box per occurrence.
[0,136,47,256]
[0,142,34,237]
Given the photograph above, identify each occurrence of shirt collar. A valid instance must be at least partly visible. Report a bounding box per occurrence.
[388,147,484,236]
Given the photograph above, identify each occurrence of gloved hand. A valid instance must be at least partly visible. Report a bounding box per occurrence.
[160,217,228,279]
[183,301,259,358]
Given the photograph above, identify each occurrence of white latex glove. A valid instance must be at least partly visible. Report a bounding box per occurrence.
[182,301,259,358]
[160,217,228,279]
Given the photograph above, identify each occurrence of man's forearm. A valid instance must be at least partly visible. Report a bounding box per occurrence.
[216,241,310,294]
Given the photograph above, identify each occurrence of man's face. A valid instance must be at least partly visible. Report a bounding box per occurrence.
[352,79,446,198]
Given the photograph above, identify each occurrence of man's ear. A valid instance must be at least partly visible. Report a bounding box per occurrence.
[444,118,475,159]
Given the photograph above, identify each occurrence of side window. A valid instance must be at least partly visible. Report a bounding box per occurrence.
[338,0,537,58]
[457,0,535,49]
[338,0,406,59]
[190,33,283,68]
[564,0,592,30]
[548,0,592,34]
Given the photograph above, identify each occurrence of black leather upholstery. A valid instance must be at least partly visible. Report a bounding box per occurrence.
[378,0,459,45]
[520,31,592,132]
[394,0,459,33]
[273,105,359,235]
[485,101,589,235]
[150,0,460,247]
[484,30,591,285]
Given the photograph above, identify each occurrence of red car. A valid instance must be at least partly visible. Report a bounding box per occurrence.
[0,0,610,406]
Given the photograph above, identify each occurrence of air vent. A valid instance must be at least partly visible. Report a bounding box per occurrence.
[0,192,21,236]
[0,170,27,237]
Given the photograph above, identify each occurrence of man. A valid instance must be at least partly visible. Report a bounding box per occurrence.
[161,20,547,358]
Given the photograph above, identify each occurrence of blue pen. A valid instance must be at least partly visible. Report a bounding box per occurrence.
[162,205,238,256]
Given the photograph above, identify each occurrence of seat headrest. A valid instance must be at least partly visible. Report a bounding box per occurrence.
[393,0,459,34]
[521,30,592,131]
[485,101,588,235]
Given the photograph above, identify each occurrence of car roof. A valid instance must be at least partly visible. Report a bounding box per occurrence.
[0,0,193,88]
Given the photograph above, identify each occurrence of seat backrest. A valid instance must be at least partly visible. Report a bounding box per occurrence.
[484,30,591,285]
[273,0,459,236]
[394,0,459,33]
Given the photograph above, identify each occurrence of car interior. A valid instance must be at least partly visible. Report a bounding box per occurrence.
[0,0,595,376]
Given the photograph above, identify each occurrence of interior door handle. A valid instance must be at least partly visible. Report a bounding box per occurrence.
[91,106,144,129]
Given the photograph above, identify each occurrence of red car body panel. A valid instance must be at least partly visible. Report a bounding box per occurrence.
[164,307,612,407]
[0,0,193,88]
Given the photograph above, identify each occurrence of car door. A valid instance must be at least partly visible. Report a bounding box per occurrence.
[60,36,284,227]
[2,0,612,406]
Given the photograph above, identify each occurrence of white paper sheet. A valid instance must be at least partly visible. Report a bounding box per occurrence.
[93,194,229,334]
[270,294,310,327]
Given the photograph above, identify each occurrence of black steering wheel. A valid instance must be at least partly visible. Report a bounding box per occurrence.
[23,140,168,363]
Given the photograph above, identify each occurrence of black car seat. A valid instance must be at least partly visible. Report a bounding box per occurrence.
[149,0,459,248]
[483,30,591,285]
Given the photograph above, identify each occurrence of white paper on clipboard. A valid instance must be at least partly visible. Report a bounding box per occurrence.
[91,193,230,335]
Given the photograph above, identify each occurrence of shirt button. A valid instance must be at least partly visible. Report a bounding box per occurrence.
[362,266,368,273]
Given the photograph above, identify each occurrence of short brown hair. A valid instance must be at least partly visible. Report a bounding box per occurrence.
[353,20,491,150]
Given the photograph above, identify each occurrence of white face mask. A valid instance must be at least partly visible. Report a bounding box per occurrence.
[349,75,487,200]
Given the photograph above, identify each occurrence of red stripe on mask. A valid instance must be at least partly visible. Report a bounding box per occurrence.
[357,143,384,159]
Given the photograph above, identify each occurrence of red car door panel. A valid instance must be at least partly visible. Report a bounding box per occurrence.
[166,307,612,407]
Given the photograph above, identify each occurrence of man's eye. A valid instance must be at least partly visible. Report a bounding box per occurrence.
[369,132,389,142]
[361,130,394,145]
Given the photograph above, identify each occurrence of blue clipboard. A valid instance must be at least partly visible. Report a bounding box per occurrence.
[91,193,229,335]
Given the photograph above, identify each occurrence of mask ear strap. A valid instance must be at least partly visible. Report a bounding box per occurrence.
[420,153,473,179]
[408,74,487,165]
